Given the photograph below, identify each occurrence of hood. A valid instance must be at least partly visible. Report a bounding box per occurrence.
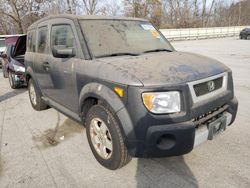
[98,51,230,86]
[12,35,26,57]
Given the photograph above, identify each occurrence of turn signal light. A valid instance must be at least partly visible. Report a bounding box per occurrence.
[114,87,124,97]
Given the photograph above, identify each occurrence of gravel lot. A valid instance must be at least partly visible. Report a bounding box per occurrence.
[0,37,249,188]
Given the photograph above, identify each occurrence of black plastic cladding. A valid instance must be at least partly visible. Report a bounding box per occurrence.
[124,72,235,156]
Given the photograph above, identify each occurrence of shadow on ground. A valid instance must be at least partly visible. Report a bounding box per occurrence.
[136,157,198,188]
[0,88,27,103]
[32,118,84,149]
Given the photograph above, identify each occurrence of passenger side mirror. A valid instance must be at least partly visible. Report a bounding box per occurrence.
[52,47,76,58]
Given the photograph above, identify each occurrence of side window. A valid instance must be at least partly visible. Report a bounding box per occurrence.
[51,24,76,56]
[27,30,36,52]
[37,26,48,53]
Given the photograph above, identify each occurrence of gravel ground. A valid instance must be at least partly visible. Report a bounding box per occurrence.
[0,37,249,188]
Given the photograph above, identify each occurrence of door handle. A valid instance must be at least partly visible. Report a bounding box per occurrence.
[42,62,50,71]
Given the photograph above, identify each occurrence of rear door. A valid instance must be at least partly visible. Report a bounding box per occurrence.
[32,21,53,96]
[25,29,36,74]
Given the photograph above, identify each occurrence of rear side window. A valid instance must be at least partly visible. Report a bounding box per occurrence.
[51,25,76,55]
[37,26,48,53]
[27,30,36,52]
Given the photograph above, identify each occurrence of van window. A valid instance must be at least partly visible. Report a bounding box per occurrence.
[27,30,36,52]
[37,26,48,53]
[51,25,76,56]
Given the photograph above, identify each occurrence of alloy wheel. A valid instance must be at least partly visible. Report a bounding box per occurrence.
[89,118,113,159]
[29,82,37,105]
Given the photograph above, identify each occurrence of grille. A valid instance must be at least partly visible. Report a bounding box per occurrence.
[193,105,228,127]
[193,77,223,97]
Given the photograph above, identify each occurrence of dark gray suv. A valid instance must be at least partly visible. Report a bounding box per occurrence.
[25,15,238,170]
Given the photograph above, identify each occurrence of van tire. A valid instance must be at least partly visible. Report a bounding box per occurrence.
[85,104,132,170]
[28,79,48,111]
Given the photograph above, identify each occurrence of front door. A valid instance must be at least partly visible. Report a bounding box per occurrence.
[45,19,81,112]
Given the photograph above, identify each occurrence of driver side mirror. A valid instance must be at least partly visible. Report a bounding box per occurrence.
[52,47,76,58]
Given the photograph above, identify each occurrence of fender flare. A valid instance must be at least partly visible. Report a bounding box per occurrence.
[25,66,35,81]
[25,66,43,95]
[79,82,136,146]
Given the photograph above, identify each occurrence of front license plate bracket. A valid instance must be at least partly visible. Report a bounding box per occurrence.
[207,116,227,140]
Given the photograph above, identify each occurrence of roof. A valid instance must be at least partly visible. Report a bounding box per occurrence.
[28,14,148,30]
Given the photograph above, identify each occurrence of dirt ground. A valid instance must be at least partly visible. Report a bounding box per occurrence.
[0,37,249,188]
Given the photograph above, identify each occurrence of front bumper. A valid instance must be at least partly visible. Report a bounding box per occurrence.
[125,97,238,157]
[121,71,238,157]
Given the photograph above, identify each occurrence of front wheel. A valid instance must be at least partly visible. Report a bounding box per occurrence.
[85,104,132,170]
[28,79,48,111]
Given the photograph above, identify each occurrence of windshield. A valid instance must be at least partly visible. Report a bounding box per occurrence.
[80,20,174,58]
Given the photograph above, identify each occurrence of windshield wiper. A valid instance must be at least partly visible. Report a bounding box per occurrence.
[96,52,140,58]
[143,48,172,53]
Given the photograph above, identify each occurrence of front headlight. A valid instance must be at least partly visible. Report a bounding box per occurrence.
[142,91,181,114]
[13,64,25,72]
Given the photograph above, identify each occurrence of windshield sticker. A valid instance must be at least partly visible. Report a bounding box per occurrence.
[140,24,155,30]
[149,29,160,38]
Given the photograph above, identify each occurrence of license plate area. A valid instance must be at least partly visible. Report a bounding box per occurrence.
[207,116,227,140]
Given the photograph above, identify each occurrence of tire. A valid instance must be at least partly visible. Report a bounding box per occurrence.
[28,79,48,111]
[8,72,17,89]
[85,104,132,170]
[247,35,250,40]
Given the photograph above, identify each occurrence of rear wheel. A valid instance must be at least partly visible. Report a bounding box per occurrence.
[8,72,18,89]
[28,79,48,111]
[85,104,131,170]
